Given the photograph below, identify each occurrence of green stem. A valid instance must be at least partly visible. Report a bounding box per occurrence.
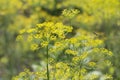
[79,61,82,80]
[46,45,49,80]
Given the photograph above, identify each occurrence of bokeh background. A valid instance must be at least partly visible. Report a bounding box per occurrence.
[0,0,120,80]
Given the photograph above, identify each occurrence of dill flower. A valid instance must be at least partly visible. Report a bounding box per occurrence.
[16,35,23,41]
[88,62,96,67]
[69,38,78,44]
[41,41,49,47]
[15,22,113,80]
[27,35,33,42]
[65,49,77,55]
[34,34,43,39]
[36,22,73,39]
[26,28,36,33]
[30,43,38,51]
[103,74,113,79]
[19,29,26,34]
[50,35,56,41]
[80,68,87,74]
[62,9,79,18]
[79,52,88,60]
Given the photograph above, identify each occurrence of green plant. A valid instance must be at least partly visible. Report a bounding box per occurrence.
[13,22,113,80]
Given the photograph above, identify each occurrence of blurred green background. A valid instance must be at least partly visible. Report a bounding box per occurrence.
[0,0,120,80]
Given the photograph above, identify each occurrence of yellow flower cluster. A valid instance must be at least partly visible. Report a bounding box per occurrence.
[16,35,23,41]
[37,22,72,39]
[88,62,96,67]
[86,39,103,47]
[17,22,73,50]
[69,38,78,44]
[72,52,88,64]
[30,43,38,51]
[93,48,113,56]
[15,22,113,80]
[1,0,118,79]
[65,49,77,55]
[41,41,49,47]
[62,9,79,18]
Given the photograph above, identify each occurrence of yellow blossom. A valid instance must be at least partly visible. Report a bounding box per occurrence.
[65,49,77,55]
[69,38,78,44]
[31,43,38,50]
[88,62,96,67]
[19,29,26,34]
[27,35,33,42]
[16,35,23,41]
[80,52,88,60]
[41,41,48,47]
[26,28,35,33]
[50,35,57,41]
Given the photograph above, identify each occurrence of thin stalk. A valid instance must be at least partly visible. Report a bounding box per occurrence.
[46,45,50,80]
[79,61,82,80]
[53,63,56,80]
